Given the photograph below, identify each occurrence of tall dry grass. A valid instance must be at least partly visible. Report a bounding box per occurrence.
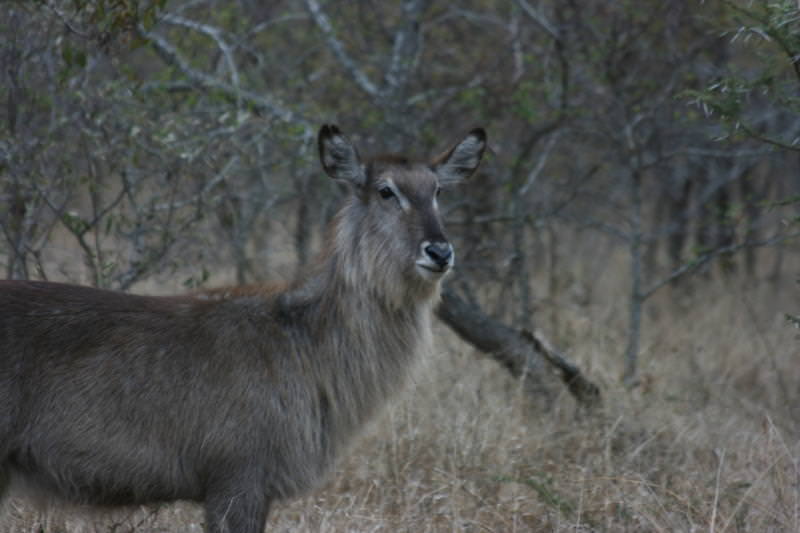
[1,249,798,533]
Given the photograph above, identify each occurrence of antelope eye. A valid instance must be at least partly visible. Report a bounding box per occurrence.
[379,186,395,199]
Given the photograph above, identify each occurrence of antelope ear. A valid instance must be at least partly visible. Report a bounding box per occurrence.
[318,124,366,187]
[431,128,487,185]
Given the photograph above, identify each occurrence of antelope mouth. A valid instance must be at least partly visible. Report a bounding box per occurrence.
[415,260,451,277]
[415,241,454,279]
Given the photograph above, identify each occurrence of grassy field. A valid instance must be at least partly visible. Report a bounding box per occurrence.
[1,255,797,532]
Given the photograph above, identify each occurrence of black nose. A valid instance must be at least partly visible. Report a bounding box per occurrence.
[424,242,452,268]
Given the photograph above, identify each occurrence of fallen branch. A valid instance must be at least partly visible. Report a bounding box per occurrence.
[518,329,600,407]
[437,288,600,408]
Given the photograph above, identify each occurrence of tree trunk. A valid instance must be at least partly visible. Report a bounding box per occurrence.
[623,170,643,387]
[668,172,692,272]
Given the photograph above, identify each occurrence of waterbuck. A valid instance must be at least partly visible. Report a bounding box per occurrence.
[0,125,486,532]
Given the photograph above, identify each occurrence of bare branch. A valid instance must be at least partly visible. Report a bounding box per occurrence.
[160,14,241,101]
[519,130,561,196]
[740,122,800,153]
[437,288,601,408]
[303,0,380,97]
[519,329,601,407]
[384,0,428,96]
[139,25,311,131]
[642,232,800,300]
[514,0,560,42]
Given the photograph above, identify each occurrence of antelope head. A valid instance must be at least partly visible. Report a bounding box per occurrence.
[318,125,486,296]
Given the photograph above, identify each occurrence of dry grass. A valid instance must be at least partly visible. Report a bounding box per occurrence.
[1,258,798,532]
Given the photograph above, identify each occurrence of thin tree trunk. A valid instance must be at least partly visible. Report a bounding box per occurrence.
[3,63,30,280]
[739,174,760,279]
[668,172,692,272]
[4,180,29,280]
[511,200,533,325]
[715,184,735,275]
[624,170,643,387]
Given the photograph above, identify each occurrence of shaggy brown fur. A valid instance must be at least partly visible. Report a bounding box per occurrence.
[0,125,486,533]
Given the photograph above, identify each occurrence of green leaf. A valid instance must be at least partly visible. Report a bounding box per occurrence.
[61,211,90,235]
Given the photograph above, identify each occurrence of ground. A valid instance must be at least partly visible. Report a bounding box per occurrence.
[1,261,797,532]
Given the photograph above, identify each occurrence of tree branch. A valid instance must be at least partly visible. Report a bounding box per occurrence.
[642,232,800,300]
[518,329,601,406]
[514,0,560,42]
[304,0,380,97]
[437,287,601,408]
[519,130,562,196]
[160,14,241,99]
[139,25,311,131]
[384,0,427,97]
